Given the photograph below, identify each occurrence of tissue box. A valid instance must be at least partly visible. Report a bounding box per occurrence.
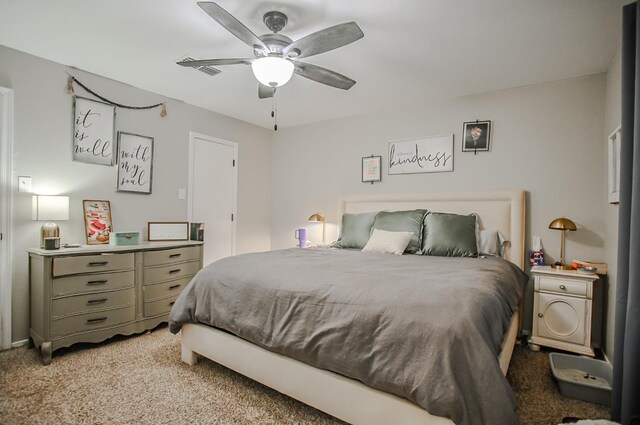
[109,232,140,246]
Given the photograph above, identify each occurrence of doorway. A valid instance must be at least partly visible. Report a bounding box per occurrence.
[0,87,14,350]
[188,132,237,267]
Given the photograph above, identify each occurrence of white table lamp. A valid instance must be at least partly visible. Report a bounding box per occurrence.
[32,195,69,248]
[308,213,326,245]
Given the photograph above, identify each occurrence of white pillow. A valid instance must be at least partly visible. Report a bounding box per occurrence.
[362,229,413,255]
[477,229,509,257]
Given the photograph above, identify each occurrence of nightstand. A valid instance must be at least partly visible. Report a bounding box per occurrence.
[529,265,599,357]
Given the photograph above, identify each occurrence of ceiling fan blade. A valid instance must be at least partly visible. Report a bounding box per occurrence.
[293,62,356,90]
[177,58,253,67]
[258,84,276,99]
[283,22,364,59]
[197,2,268,52]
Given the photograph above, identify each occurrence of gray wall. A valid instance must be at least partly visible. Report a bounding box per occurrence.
[0,45,273,343]
[604,45,621,361]
[271,74,607,335]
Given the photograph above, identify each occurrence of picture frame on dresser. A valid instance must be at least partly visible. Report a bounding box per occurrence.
[148,222,189,241]
[83,200,112,245]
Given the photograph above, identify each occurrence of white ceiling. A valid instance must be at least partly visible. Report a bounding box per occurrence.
[0,0,623,129]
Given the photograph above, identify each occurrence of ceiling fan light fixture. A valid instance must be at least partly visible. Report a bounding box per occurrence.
[251,57,294,87]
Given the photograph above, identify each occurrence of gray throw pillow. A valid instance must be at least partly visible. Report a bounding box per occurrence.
[422,212,478,257]
[335,211,379,249]
[371,209,427,254]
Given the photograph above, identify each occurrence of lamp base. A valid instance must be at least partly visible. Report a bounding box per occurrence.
[551,263,574,271]
[41,222,60,249]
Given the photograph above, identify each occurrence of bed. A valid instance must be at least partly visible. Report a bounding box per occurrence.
[170,190,527,425]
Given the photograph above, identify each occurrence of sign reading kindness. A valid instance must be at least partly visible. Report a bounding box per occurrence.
[117,132,154,194]
[72,96,116,166]
[388,135,454,174]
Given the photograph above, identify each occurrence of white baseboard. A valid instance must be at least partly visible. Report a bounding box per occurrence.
[11,339,28,348]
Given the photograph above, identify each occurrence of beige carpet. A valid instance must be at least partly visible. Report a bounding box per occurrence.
[0,326,610,425]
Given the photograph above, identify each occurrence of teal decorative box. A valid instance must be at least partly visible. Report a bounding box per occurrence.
[109,232,140,246]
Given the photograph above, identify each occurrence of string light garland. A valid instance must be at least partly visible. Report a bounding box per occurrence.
[66,73,167,117]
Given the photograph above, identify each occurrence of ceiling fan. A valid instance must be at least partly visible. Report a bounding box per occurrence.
[178,2,364,99]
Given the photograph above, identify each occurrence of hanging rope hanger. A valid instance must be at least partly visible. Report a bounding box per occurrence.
[66,73,167,117]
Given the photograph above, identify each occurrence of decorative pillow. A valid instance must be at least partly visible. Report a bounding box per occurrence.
[477,229,509,257]
[362,229,413,255]
[334,211,379,249]
[421,212,478,257]
[371,209,427,254]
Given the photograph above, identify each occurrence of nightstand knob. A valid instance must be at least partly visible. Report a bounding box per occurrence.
[538,313,544,318]
[559,285,567,290]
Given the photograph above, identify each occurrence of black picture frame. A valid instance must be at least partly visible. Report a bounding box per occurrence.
[462,120,492,152]
[362,155,382,183]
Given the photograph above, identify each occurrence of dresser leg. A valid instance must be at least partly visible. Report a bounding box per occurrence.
[529,342,541,352]
[41,341,52,365]
[181,344,198,365]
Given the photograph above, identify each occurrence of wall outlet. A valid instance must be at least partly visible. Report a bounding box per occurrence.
[18,176,32,193]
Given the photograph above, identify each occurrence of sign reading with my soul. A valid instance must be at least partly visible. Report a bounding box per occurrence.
[72,96,116,166]
[388,135,454,174]
[117,132,154,194]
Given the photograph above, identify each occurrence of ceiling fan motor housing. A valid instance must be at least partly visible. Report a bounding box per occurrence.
[263,11,288,33]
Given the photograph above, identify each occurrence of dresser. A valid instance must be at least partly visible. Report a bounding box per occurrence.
[29,241,203,365]
[529,265,599,356]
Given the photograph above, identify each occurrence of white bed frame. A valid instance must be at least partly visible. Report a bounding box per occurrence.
[180,190,526,425]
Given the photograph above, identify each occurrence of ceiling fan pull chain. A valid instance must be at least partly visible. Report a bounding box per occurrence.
[273,95,278,131]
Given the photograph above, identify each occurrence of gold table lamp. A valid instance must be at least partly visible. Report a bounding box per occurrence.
[308,213,326,245]
[548,217,577,270]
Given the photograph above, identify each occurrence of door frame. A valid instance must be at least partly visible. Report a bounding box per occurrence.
[188,131,238,257]
[0,87,14,350]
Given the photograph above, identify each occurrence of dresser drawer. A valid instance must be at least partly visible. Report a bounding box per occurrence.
[53,253,134,277]
[538,276,587,297]
[144,277,191,302]
[144,261,200,285]
[144,295,179,317]
[52,288,135,318]
[51,305,135,338]
[52,270,134,297]
[143,246,200,267]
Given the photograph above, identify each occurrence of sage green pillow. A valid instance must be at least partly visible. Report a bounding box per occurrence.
[422,212,478,257]
[335,211,379,249]
[371,209,427,254]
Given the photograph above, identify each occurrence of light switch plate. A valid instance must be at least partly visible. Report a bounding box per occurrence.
[18,176,32,193]
[178,188,186,200]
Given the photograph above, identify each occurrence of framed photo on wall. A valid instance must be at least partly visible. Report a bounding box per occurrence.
[72,96,116,166]
[83,200,112,245]
[462,120,492,152]
[362,155,382,183]
[388,135,454,174]
[117,132,154,194]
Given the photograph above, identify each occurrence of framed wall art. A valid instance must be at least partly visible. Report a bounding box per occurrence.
[83,200,112,245]
[72,96,116,166]
[148,222,189,241]
[362,155,382,183]
[462,120,492,153]
[608,126,621,204]
[388,135,453,175]
[117,132,154,194]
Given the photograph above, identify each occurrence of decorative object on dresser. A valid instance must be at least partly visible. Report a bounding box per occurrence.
[148,222,189,241]
[307,213,326,244]
[190,223,205,242]
[462,120,492,154]
[32,195,69,249]
[83,200,112,245]
[548,217,577,270]
[607,125,621,204]
[362,155,382,184]
[28,241,203,365]
[387,135,454,175]
[117,132,154,194]
[109,232,140,246]
[72,96,116,166]
[529,265,600,356]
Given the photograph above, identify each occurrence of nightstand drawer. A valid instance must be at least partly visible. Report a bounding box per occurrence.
[53,253,134,277]
[143,261,200,285]
[143,246,200,267]
[52,270,134,297]
[538,276,586,297]
[144,295,179,317]
[52,288,135,318]
[144,277,191,302]
[51,305,135,338]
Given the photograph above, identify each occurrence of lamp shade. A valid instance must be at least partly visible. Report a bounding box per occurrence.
[548,217,577,231]
[308,213,325,222]
[32,195,69,221]
[251,57,294,87]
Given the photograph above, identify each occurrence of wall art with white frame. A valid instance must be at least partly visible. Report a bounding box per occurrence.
[117,132,154,194]
[388,135,454,175]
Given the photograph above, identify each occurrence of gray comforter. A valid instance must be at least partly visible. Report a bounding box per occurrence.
[169,248,527,425]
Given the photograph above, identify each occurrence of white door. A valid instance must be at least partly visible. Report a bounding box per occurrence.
[536,292,587,345]
[189,133,237,266]
[0,87,13,350]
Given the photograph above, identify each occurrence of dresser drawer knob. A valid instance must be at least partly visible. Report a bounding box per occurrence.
[86,317,107,324]
[559,285,567,290]
[88,261,109,267]
[169,301,175,306]
[87,298,108,305]
[169,253,182,258]
[169,269,181,274]
[87,280,108,286]
[169,284,181,290]
[538,313,544,318]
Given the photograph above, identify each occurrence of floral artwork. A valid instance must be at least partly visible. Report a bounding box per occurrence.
[83,200,112,245]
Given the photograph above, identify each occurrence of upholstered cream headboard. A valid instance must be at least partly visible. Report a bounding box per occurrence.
[339,190,526,269]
